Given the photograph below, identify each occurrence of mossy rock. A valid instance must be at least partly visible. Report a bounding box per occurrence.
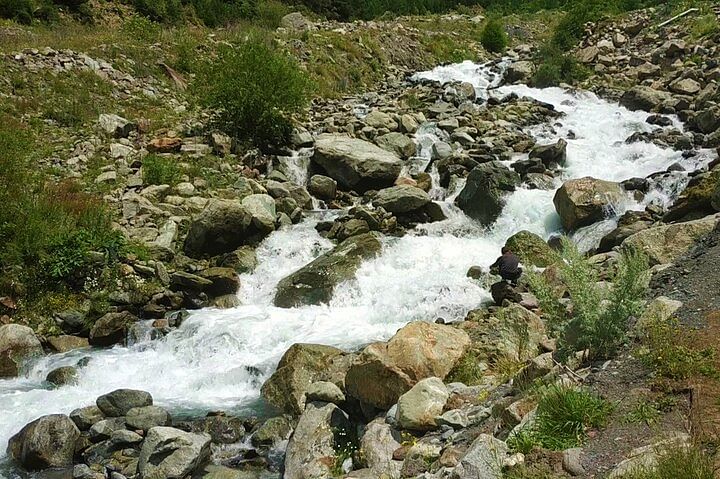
[505,230,557,267]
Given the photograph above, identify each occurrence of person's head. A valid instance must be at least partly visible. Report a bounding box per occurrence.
[501,247,510,255]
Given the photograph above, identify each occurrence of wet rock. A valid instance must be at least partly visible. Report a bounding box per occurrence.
[432,141,454,160]
[505,230,556,267]
[598,210,653,252]
[553,177,625,230]
[89,311,139,347]
[7,414,80,470]
[375,132,416,159]
[125,406,171,431]
[345,322,471,409]
[70,406,104,432]
[396,377,448,431]
[192,414,246,444]
[0,324,43,378]
[308,174,337,200]
[199,267,240,296]
[47,335,89,353]
[284,402,350,479]
[89,417,126,442]
[311,134,402,192]
[98,114,136,138]
[137,427,211,479]
[96,389,153,417]
[529,139,567,168]
[505,61,534,83]
[46,366,78,386]
[360,418,402,478]
[251,416,293,447]
[306,381,346,404]
[219,246,257,274]
[455,161,520,225]
[619,86,672,112]
[374,185,431,214]
[274,232,382,308]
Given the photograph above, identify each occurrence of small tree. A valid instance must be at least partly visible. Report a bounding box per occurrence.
[480,18,508,53]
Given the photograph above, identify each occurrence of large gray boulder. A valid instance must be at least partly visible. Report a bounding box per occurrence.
[312,134,403,193]
[395,377,449,431]
[450,434,509,479]
[274,232,382,308]
[184,198,276,258]
[0,324,42,378]
[360,418,403,478]
[375,132,417,159]
[70,405,105,431]
[89,311,139,347]
[553,177,625,230]
[529,139,567,168]
[455,162,520,225]
[126,406,171,431]
[7,414,80,470]
[374,185,431,214]
[619,86,673,112]
[284,402,351,479]
[138,427,211,479]
[97,388,153,417]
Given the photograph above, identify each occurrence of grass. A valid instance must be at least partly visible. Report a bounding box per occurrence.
[617,445,716,479]
[142,154,182,186]
[446,350,485,385]
[623,401,663,426]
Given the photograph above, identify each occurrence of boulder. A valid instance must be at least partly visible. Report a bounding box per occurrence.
[491,280,522,305]
[70,405,105,431]
[251,416,293,447]
[308,174,337,200]
[46,366,78,386]
[395,377,449,431]
[505,60,534,83]
[375,132,417,159]
[364,110,398,131]
[553,177,625,230]
[96,388,153,417]
[147,137,182,153]
[7,414,80,470]
[529,139,567,168]
[311,134,403,192]
[504,230,555,267]
[98,114,136,138]
[280,12,313,31]
[669,78,701,95]
[0,324,42,378]
[284,402,350,479]
[46,335,89,353]
[619,86,672,112]
[360,418,402,478]
[138,427,211,479]
[374,185,431,214]
[450,434,510,479]
[89,417,126,442]
[199,267,240,296]
[274,232,382,308]
[622,215,720,265]
[345,322,471,409]
[261,343,352,416]
[598,211,653,252]
[455,162,520,225]
[306,381,346,404]
[219,246,257,274]
[126,406,171,431]
[184,198,275,258]
[694,107,720,134]
[89,311,139,347]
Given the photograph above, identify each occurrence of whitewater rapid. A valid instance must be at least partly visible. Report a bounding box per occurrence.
[0,61,715,474]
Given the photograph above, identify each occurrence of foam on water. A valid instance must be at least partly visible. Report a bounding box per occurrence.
[1,60,715,473]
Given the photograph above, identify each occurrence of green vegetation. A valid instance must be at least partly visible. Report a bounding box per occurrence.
[0,0,89,24]
[480,17,508,53]
[617,446,716,479]
[446,350,485,385]
[623,400,662,426]
[508,385,613,451]
[331,426,358,476]
[142,154,182,186]
[193,35,312,150]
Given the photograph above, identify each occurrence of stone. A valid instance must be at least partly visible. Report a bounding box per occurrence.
[199,267,240,296]
[308,174,337,200]
[669,78,701,95]
[623,214,720,265]
[432,141,453,160]
[274,233,382,308]
[563,447,585,476]
[147,137,182,153]
[312,134,403,193]
[619,86,672,112]
[47,335,89,353]
[396,377,449,431]
[241,194,276,231]
[7,414,80,470]
[70,406,105,431]
[455,162,520,225]
[695,108,720,134]
[491,280,521,305]
[96,389,153,417]
[400,114,420,134]
[125,406,171,431]
[89,417,126,442]
[191,415,245,445]
[365,110,398,130]
[513,352,555,390]
[374,185,431,214]
[219,247,257,274]
[46,366,78,386]
[360,418,402,478]
[608,433,690,478]
[110,429,143,447]
[345,322,471,409]
[305,381,346,404]
[98,114,136,138]
[261,343,351,416]
[251,416,293,447]
[210,132,234,155]
[375,132,417,159]
[529,139,567,168]
[284,402,350,479]
[450,434,509,479]
[0,324,43,378]
[138,427,211,479]
[576,45,599,63]
[553,177,625,230]
[89,311,139,347]
[505,230,556,267]
[280,12,314,31]
[291,127,314,148]
[505,60,534,83]
[95,171,117,184]
[170,271,213,293]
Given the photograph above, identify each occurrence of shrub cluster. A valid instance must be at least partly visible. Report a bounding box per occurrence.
[0,0,89,24]
[480,17,508,53]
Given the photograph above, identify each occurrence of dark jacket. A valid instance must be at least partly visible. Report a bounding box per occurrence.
[490,252,521,279]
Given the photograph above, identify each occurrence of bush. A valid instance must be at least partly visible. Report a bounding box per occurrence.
[0,0,34,23]
[194,35,312,151]
[142,154,181,186]
[131,0,183,23]
[480,18,508,53]
[532,44,589,87]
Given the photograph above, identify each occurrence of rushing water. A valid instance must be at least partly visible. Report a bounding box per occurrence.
[0,61,716,475]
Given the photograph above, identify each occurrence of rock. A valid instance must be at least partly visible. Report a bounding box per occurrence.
[576,45,599,63]
[553,177,625,230]
[95,171,117,184]
[110,429,143,447]
[284,402,350,479]
[291,127,314,148]
[306,381,346,404]
[529,139,567,168]
[192,415,245,445]
[71,405,104,431]
[432,141,453,160]
[455,162,520,225]
[360,418,402,478]
[47,335,89,353]
[505,230,555,267]
[138,427,211,479]
[622,214,720,265]
[450,434,509,479]
[274,232,382,308]
[491,280,521,305]
[608,433,690,478]
[96,389,153,417]
[401,441,442,476]
[219,247,257,274]
[669,78,701,95]
[89,417,126,442]
[695,108,720,134]
[636,62,661,81]
[147,137,182,153]
[619,86,672,112]
[513,352,555,390]
[308,174,337,200]
[505,61,534,83]
[46,366,78,386]
[311,134,402,193]
[563,447,586,476]
[98,114,136,138]
[184,198,275,258]
[261,343,351,416]
[170,271,213,293]
[7,414,80,470]
[396,377,449,431]
[199,267,239,296]
[598,211,653,252]
[126,406,171,431]
[345,322,471,409]
[0,324,43,378]
[89,311,139,347]
[375,132,416,159]
[209,132,234,156]
[400,114,420,134]
[251,416,293,447]
[280,12,314,31]
[364,110,398,130]
[374,185,431,214]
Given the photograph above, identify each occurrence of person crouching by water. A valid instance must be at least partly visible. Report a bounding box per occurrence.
[490,247,522,286]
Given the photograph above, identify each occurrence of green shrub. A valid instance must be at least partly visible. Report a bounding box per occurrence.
[692,13,720,39]
[0,0,34,23]
[532,44,589,87]
[142,154,181,186]
[131,0,183,23]
[480,18,508,53]
[120,15,163,42]
[617,446,716,479]
[194,35,312,151]
[256,0,288,28]
[446,351,485,385]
